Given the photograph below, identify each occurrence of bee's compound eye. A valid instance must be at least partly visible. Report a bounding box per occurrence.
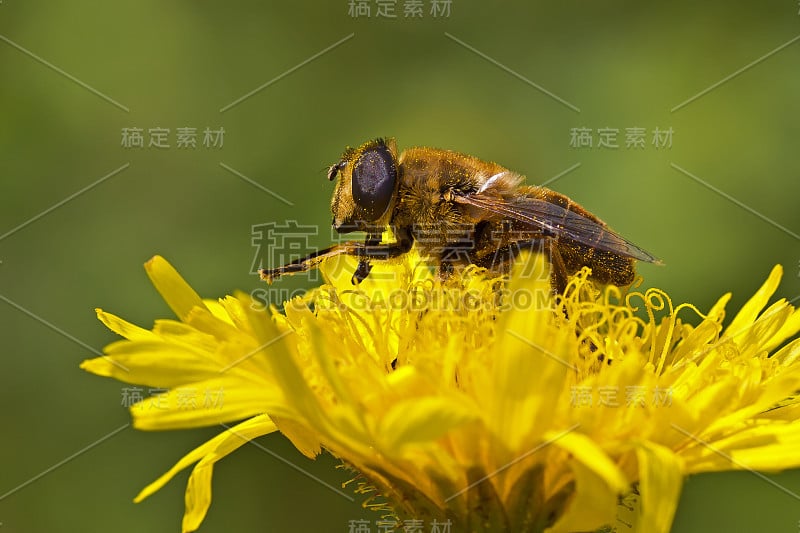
[351,144,397,221]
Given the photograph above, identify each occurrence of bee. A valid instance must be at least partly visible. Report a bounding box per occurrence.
[259,138,660,293]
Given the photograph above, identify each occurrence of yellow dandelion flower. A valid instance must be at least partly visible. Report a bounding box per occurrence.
[81,253,800,533]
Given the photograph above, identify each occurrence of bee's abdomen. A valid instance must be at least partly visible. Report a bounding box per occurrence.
[524,187,635,286]
[559,241,636,286]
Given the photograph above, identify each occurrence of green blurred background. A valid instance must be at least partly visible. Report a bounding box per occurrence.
[1,1,799,532]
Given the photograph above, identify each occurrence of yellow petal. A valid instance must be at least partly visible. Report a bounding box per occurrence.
[489,255,571,452]
[764,306,800,353]
[151,320,218,353]
[131,378,286,430]
[270,416,322,458]
[731,428,800,470]
[732,301,791,357]
[774,337,800,367]
[634,442,683,533]
[79,356,130,381]
[202,298,235,326]
[491,323,572,451]
[724,265,782,340]
[144,255,206,322]
[182,461,213,533]
[378,396,478,452]
[551,431,629,494]
[691,422,800,472]
[707,370,800,435]
[546,459,621,533]
[96,309,157,341]
[134,414,276,504]
[706,292,732,324]
[84,340,219,387]
[239,293,328,430]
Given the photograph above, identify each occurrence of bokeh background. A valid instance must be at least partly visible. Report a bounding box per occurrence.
[1,1,799,532]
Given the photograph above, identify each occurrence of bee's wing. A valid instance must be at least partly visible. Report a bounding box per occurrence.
[452,193,661,264]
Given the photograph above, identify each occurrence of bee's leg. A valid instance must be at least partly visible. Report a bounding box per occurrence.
[438,261,455,280]
[353,235,413,284]
[351,227,414,284]
[475,235,568,295]
[352,233,381,285]
[472,220,534,275]
[351,261,373,284]
[438,244,472,280]
[545,239,569,296]
[513,238,569,295]
[259,242,363,284]
[259,235,413,285]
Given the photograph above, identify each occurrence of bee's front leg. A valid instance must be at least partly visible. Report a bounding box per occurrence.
[259,242,363,284]
[260,230,413,285]
[351,231,416,284]
[351,260,373,284]
[351,233,381,285]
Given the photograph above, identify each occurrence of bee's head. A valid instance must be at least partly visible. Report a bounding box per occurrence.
[328,138,399,233]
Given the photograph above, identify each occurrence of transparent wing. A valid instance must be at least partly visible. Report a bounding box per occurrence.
[452,193,661,264]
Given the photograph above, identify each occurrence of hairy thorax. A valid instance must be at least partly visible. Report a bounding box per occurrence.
[392,147,518,255]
